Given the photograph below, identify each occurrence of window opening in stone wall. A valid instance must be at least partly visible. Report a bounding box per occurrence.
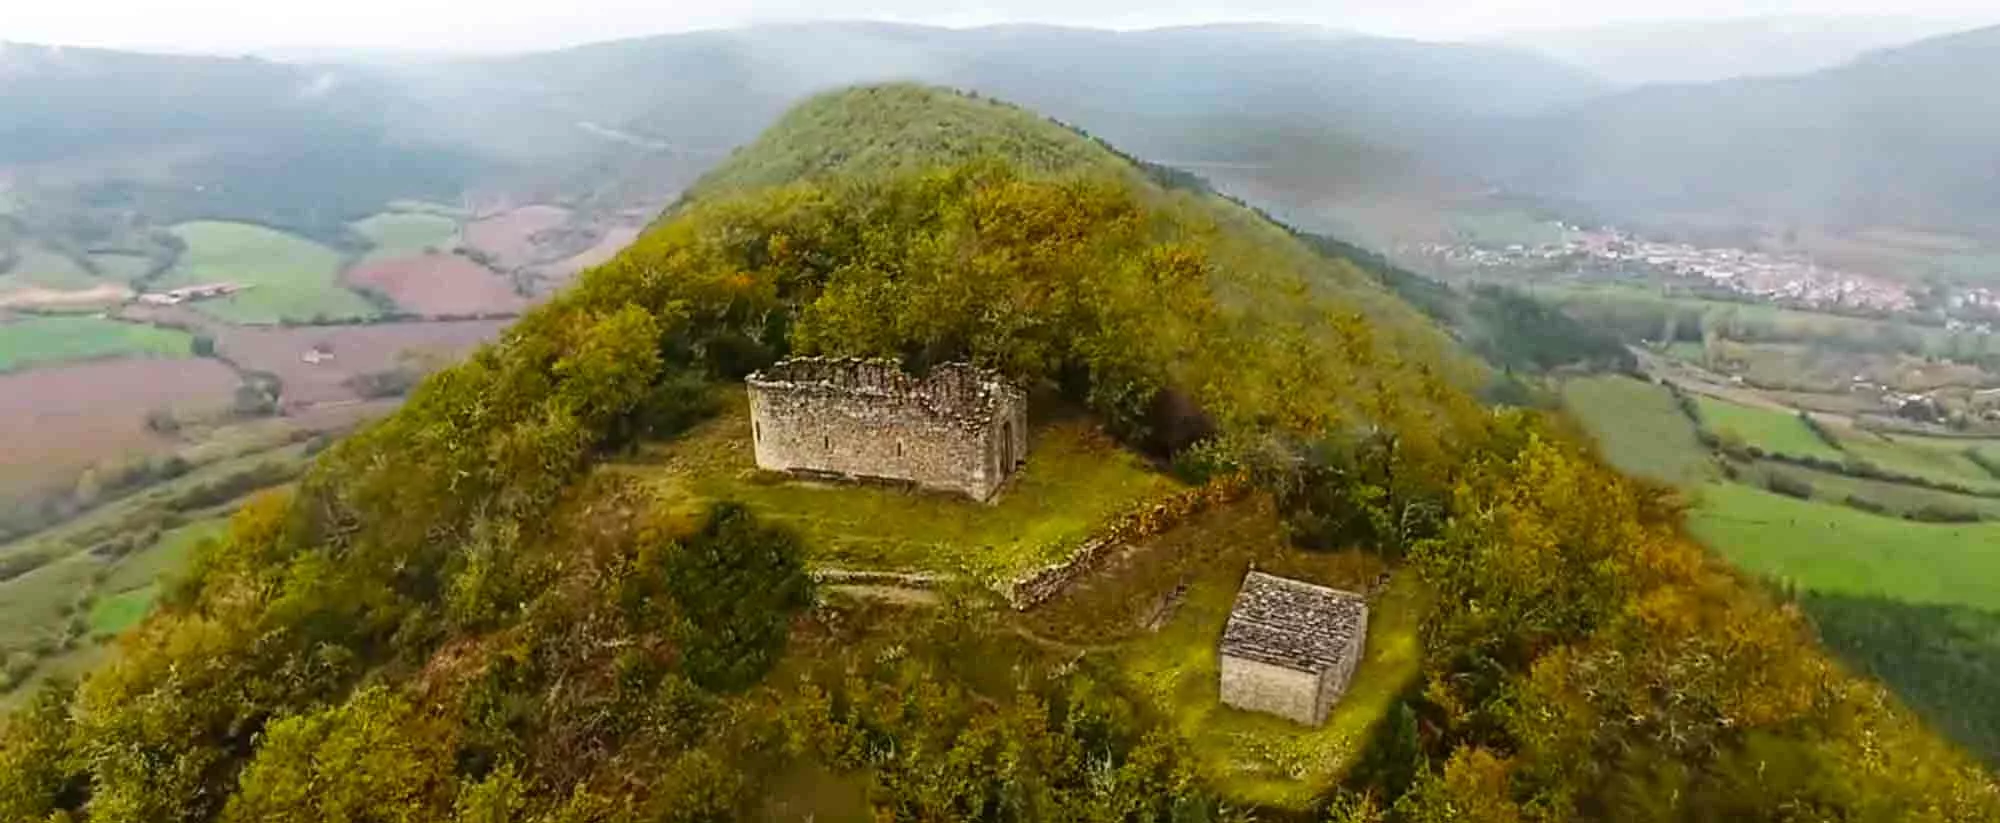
[824,435,831,450]
[752,421,760,443]
[896,440,904,457]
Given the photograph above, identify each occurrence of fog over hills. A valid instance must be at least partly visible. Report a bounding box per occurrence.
[1498,15,1985,86]
[7,19,2000,254]
[1489,23,2000,238]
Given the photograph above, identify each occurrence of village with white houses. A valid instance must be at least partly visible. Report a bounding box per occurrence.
[1416,227,1944,316]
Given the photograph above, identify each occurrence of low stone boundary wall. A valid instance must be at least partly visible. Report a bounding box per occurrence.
[812,568,953,589]
[1002,476,1249,610]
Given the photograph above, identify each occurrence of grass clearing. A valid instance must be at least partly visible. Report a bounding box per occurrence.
[1690,482,2000,610]
[86,584,157,636]
[159,221,374,323]
[1020,498,1419,810]
[1693,395,1843,461]
[352,212,459,259]
[1560,376,1711,487]
[102,518,226,594]
[0,315,192,372]
[624,394,1183,584]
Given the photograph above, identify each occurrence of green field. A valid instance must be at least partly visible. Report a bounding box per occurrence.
[1836,430,2000,493]
[0,315,192,372]
[1690,482,2000,610]
[351,211,459,259]
[628,399,1182,584]
[1560,376,1711,487]
[0,246,100,290]
[86,585,157,636]
[101,518,227,594]
[1693,395,1844,461]
[1446,208,1569,247]
[87,252,156,283]
[158,221,375,323]
[1746,460,2000,519]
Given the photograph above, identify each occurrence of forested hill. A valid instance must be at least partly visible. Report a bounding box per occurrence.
[2,85,1995,822]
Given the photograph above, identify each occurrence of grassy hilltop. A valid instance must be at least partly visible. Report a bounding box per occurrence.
[1,85,1994,822]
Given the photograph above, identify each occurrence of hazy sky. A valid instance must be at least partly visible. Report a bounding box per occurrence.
[7,0,1996,53]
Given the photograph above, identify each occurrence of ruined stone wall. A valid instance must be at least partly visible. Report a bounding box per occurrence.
[1219,655,1325,726]
[747,358,1027,501]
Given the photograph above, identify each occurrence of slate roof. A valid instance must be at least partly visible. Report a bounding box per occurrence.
[1219,571,1368,674]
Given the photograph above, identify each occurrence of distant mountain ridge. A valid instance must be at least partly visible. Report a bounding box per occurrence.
[1485,23,2000,238]
[1498,15,1985,86]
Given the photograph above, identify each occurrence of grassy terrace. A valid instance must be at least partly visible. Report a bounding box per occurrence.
[1022,499,1420,810]
[1745,459,2000,519]
[1693,395,1844,461]
[620,394,1183,583]
[1560,375,1711,487]
[1690,482,2000,610]
[1834,429,2000,493]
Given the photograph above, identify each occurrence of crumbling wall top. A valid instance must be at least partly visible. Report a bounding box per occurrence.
[747,357,1024,427]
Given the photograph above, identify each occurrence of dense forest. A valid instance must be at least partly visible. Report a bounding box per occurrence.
[0,86,1993,822]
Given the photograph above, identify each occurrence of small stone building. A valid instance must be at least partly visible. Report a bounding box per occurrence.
[745,357,1029,501]
[1217,571,1370,726]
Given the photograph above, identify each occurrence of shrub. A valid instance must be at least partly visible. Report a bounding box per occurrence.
[1908,503,1982,524]
[1843,495,1893,516]
[1764,471,1815,500]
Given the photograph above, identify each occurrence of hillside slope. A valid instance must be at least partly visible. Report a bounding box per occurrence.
[0,86,1992,823]
[1488,24,2000,238]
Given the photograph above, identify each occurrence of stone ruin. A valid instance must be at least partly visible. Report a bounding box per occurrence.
[745,357,1029,501]
[1217,571,1371,726]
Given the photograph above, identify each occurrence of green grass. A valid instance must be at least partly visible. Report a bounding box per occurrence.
[686,85,1130,199]
[0,246,101,290]
[351,212,459,259]
[627,397,1182,584]
[1693,396,1844,461]
[1745,460,2000,519]
[1560,376,1711,487]
[0,315,192,372]
[102,519,226,594]
[1017,499,1418,810]
[158,221,374,323]
[1689,482,2000,610]
[1837,431,2000,493]
[86,585,157,636]
[87,252,156,283]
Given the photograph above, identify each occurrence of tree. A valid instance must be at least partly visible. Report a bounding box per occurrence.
[656,503,813,692]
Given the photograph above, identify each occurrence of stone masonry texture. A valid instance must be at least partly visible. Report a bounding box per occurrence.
[746,357,1029,501]
[1217,571,1370,725]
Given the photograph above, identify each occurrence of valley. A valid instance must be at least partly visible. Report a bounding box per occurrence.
[3,15,2000,819]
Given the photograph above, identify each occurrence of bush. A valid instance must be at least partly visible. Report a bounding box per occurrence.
[654,503,813,692]
[1844,495,1894,516]
[1908,503,1982,524]
[1765,471,1815,500]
